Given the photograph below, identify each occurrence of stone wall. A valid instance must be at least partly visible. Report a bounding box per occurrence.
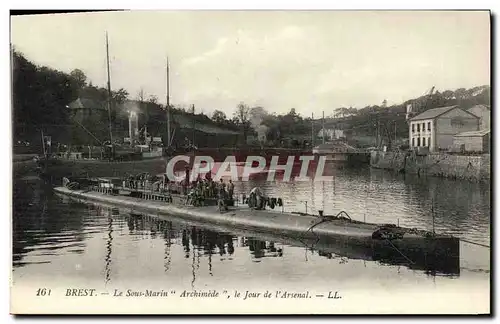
[370,151,406,172]
[370,151,490,182]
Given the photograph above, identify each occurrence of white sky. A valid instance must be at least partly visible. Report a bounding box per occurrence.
[11,10,490,116]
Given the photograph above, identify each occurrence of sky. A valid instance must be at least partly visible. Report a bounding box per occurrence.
[11,11,490,117]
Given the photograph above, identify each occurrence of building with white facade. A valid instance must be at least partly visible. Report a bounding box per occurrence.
[409,105,479,152]
[318,128,344,141]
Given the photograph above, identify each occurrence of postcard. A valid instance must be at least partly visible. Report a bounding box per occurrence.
[10,10,491,315]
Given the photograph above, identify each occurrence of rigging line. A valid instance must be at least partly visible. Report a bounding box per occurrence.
[298,210,354,250]
[384,238,415,265]
[298,216,335,250]
[71,118,104,145]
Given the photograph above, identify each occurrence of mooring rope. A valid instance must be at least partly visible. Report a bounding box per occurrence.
[298,217,334,250]
[298,212,352,250]
[299,216,418,267]
[384,238,415,265]
[460,239,490,249]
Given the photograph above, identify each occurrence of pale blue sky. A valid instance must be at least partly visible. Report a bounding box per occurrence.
[11,11,490,116]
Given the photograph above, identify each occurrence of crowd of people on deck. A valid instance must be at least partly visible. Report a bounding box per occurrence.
[122,169,235,207]
[99,169,276,212]
[185,176,235,206]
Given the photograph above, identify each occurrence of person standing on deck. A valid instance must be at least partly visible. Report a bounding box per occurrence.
[197,180,203,197]
[219,178,226,192]
[185,166,191,188]
[209,179,216,198]
[205,170,212,181]
[202,179,208,198]
[217,179,228,211]
[128,174,134,189]
[248,187,264,210]
[228,179,234,200]
[165,174,171,193]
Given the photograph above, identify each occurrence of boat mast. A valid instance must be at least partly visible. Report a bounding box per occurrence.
[191,104,195,147]
[41,129,46,158]
[322,111,325,144]
[105,32,114,145]
[311,112,314,147]
[166,57,171,148]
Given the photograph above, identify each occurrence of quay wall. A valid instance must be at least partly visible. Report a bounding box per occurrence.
[370,151,490,182]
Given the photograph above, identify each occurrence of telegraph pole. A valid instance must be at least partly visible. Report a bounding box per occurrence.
[377,118,380,148]
[105,32,113,145]
[166,57,171,148]
[322,111,325,144]
[139,88,147,145]
[394,121,397,143]
[311,112,314,147]
[191,104,195,147]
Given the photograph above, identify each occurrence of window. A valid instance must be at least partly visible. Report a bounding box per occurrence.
[427,122,431,131]
[412,124,415,133]
[428,137,431,147]
[422,138,426,146]
[417,138,420,146]
[412,138,415,147]
[417,124,420,132]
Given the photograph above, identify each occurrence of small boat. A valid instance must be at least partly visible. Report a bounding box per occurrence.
[53,177,460,275]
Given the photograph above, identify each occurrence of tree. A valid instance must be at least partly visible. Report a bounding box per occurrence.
[148,95,159,105]
[250,106,268,119]
[212,110,227,124]
[334,107,342,118]
[69,69,87,89]
[234,102,250,125]
[334,107,352,118]
[348,107,358,116]
[234,102,251,141]
[249,106,268,128]
[113,88,129,104]
[12,50,76,145]
[442,90,454,100]
[454,88,468,100]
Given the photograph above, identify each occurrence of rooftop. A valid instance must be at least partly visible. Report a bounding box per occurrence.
[67,97,106,110]
[467,104,491,113]
[410,106,458,121]
[453,129,490,137]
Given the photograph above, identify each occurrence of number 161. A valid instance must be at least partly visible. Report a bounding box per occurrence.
[36,288,51,296]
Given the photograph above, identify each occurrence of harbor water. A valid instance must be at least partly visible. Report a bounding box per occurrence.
[11,167,490,313]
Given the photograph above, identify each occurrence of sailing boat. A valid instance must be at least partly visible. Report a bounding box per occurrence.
[38,33,170,181]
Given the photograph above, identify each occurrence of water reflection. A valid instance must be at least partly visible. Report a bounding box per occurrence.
[119,211,458,277]
[12,178,87,267]
[11,169,490,288]
[236,168,490,245]
[163,221,172,273]
[103,208,116,285]
[243,238,283,260]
